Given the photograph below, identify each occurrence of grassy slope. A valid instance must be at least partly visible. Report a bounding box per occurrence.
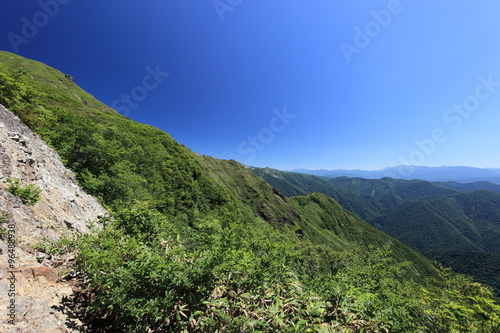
[0,50,114,116]
[0,50,437,281]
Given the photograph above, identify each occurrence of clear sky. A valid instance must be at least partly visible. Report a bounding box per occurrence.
[1,0,500,170]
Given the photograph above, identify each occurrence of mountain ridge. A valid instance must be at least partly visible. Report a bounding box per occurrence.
[251,166,500,298]
[292,165,500,184]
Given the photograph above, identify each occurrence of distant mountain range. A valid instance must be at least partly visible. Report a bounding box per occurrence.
[291,166,500,184]
[251,166,500,297]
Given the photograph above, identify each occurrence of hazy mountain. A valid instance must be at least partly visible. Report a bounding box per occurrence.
[292,166,500,184]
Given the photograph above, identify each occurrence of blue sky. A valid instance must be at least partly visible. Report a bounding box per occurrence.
[1,0,500,170]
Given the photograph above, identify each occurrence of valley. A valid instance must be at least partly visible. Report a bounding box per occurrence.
[252,166,500,299]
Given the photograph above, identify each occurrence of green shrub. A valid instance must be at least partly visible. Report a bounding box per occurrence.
[0,211,11,236]
[34,236,77,255]
[5,178,42,206]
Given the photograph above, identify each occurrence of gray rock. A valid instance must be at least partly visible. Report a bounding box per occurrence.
[0,104,109,332]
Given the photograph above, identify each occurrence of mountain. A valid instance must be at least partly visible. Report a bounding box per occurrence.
[425,251,500,300]
[251,167,459,220]
[370,190,500,254]
[291,168,386,179]
[293,165,500,184]
[251,167,500,298]
[249,166,382,220]
[2,51,499,331]
[326,176,459,218]
[369,189,500,298]
[436,180,500,193]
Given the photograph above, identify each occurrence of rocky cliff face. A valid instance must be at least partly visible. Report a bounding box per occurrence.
[0,104,107,332]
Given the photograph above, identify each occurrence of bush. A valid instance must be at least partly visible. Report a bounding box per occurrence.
[0,211,11,236]
[5,177,42,206]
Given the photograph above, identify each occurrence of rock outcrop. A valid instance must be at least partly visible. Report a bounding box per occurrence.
[0,104,107,332]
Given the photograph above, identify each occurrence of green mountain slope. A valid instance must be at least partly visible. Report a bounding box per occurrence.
[368,189,500,297]
[2,51,500,332]
[437,180,500,194]
[426,251,500,300]
[327,176,458,206]
[251,168,500,255]
[250,166,382,220]
[251,167,500,298]
[251,166,458,220]
[370,190,500,254]
[288,192,437,277]
[200,159,435,276]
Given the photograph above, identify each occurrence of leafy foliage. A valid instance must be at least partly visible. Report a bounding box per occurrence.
[0,211,11,235]
[77,202,500,332]
[420,265,500,332]
[5,177,42,206]
[428,251,500,301]
[33,235,77,255]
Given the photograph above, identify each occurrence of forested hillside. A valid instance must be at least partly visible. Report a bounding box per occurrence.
[426,251,500,301]
[371,190,500,254]
[437,180,500,193]
[251,167,459,220]
[2,51,500,332]
[252,167,500,299]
